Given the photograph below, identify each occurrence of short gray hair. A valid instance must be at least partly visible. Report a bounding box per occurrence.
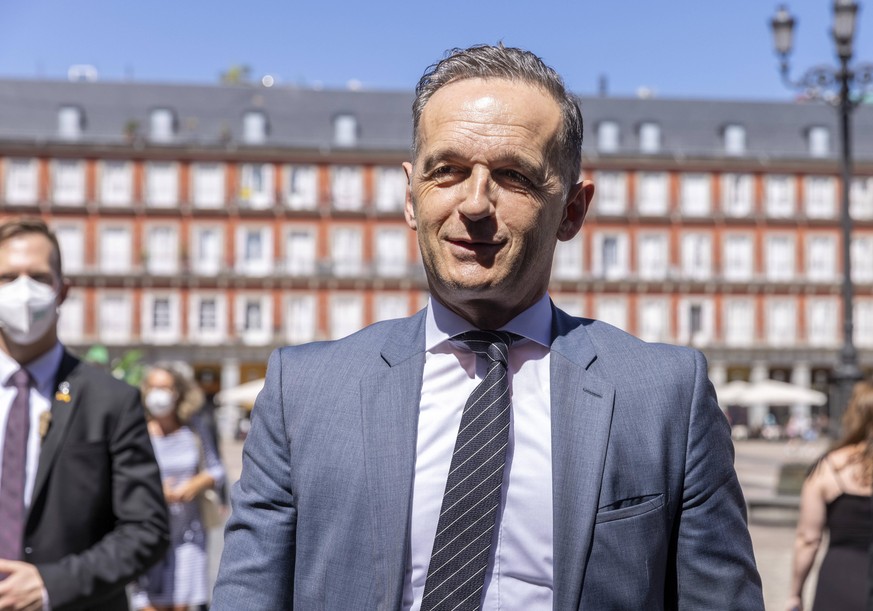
[412,44,584,190]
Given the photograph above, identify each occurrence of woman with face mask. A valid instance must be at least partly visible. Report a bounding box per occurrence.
[130,363,226,611]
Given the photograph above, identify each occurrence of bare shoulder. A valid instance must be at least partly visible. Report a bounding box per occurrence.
[827,444,866,470]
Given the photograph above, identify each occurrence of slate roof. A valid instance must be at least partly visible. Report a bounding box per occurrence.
[0,78,872,161]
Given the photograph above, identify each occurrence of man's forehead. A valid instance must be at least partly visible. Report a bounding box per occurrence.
[0,233,55,265]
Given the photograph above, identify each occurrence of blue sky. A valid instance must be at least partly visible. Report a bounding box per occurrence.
[1,0,872,100]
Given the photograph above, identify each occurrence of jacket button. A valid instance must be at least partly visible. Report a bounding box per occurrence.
[24,547,32,555]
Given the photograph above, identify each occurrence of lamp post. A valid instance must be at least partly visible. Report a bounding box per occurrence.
[771,1,873,437]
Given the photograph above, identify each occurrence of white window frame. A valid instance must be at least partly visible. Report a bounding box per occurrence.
[235,293,273,345]
[374,293,409,323]
[805,234,836,282]
[593,232,629,280]
[807,297,838,347]
[98,224,132,273]
[285,293,318,344]
[57,289,85,344]
[638,298,670,343]
[99,160,133,206]
[595,297,628,331]
[97,292,132,344]
[765,175,795,218]
[680,173,711,217]
[191,162,225,208]
[595,172,627,215]
[766,298,797,347]
[597,121,619,153]
[851,177,873,220]
[724,124,746,155]
[53,223,85,274]
[375,166,408,212]
[804,176,835,219]
[189,292,228,345]
[553,236,583,280]
[331,165,364,211]
[145,161,179,207]
[142,292,181,344]
[639,122,661,154]
[723,234,754,282]
[52,159,85,206]
[149,109,175,143]
[145,224,180,275]
[239,163,275,208]
[374,227,408,277]
[285,226,317,276]
[636,172,668,216]
[765,234,795,281]
[191,225,223,276]
[329,293,364,339]
[808,126,830,157]
[681,233,712,280]
[677,297,714,347]
[4,158,39,204]
[724,298,755,347]
[331,226,363,277]
[852,235,873,283]
[243,111,268,145]
[285,164,318,210]
[637,232,669,280]
[236,225,273,276]
[721,173,754,217]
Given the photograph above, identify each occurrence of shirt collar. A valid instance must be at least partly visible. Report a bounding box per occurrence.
[425,294,553,352]
[0,342,64,392]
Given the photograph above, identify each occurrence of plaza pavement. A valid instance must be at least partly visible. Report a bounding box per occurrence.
[212,436,832,610]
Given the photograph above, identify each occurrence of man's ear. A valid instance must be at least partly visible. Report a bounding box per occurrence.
[557,179,594,241]
[402,161,417,231]
[56,278,70,308]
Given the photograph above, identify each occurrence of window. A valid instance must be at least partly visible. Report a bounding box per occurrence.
[637,233,668,280]
[285,294,317,344]
[98,293,131,343]
[375,167,408,212]
[850,177,873,220]
[857,300,873,347]
[852,236,873,283]
[52,159,85,206]
[57,106,83,140]
[189,293,227,344]
[723,234,754,281]
[808,126,830,157]
[285,165,318,210]
[374,294,409,322]
[192,163,225,208]
[57,290,84,343]
[331,166,363,210]
[805,176,835,218]
[100,160,132,206]
[146,225,179,275]
[99,226,131,273]
[146,162,178,207]
[597,121,619,153]
[285,228,316,275]
[681,233,712,280]
[594,233,628,280]
[637,172,668,215]
[553,237,583,280]
[331,227,363,276]
[638,299,670,342]
[330,294,364,339]
[143,294,179,344]
[766,298,796,346]
[721,173,753,217]
[192,226,223,275]
[236,226,273,275]
[639,122,661,154]
[807,298,838,347]
[680,173,711,216]
[375,227,407,277]
[239,163,275,208]
[551,295,584,317]
[149,109,175,143]
[765,235,795,281]
[806,235,836,281]
[54,224,84,273]
[678,298,714,346]
[595,172,626,215]
[723,124,746,155]
[4,158,38,204]
[724,299,754,347]
[765,175,795,218]
[595,297,628,331]
[236,294,272,345]
[243,111,268,144]
[333,114,358,147]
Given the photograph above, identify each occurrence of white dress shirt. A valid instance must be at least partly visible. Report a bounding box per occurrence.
[0,342,62,509]
[403,295,554,610]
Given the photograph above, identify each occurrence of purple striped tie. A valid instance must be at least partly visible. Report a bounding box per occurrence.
[0,369,31,561]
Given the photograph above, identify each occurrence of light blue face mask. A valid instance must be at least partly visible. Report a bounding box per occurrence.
[0,275,58,345]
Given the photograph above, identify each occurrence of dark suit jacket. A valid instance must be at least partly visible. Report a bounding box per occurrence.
[23,350,168,611]
[213,306,764,610]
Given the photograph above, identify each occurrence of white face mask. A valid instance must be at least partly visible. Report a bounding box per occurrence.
[0,275,59,345]
[144,388,176,418]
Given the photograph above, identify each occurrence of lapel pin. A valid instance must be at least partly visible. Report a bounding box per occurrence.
[39,411,53,441]
[55,381,71,403]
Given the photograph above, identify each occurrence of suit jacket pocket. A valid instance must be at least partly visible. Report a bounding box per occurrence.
[595,493,664,524]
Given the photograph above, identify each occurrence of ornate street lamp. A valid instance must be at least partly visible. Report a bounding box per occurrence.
[771,1,873,437]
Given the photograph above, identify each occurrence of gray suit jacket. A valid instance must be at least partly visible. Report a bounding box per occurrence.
[213,306,763,610]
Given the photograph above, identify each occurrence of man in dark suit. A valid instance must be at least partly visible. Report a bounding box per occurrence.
[213,45,763,609]
[0,217,168,610]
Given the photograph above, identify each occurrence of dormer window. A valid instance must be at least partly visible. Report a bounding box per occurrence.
[597,121,619,153]
[243,111,268,145]
[58,106,84,140]
[639,122,661,154]
[333,114,358,147]
[723,124,746,155]
[808,126,830,157]
[149,108,175,143]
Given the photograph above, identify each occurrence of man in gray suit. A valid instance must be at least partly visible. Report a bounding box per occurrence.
[213,44,764,610]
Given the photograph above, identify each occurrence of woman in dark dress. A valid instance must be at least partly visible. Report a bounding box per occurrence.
[786,381,873,611]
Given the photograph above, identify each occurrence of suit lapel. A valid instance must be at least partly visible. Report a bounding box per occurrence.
[360,313,426,609]
[549,308,615,611]
[30,350,81,515]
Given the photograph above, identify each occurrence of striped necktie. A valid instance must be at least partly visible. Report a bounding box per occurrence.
[0,368,32,561]
[421,330,516,611]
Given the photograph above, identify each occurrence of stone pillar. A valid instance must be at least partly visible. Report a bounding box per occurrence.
[748,361,769,432]
[790,362,812,437]
[217,358,242,441]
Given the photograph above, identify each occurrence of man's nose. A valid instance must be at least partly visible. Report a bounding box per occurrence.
[458,167,496,222]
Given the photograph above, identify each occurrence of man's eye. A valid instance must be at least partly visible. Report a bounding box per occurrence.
[501,169,532,186]
[31,275,55,286]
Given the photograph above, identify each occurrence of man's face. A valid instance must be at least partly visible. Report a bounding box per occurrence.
[404,78,591,326]
[0,233,61,292]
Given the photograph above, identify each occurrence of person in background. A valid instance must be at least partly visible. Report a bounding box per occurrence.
[0,216,168,610]
[786,380,873,611]
[131,362,225,611]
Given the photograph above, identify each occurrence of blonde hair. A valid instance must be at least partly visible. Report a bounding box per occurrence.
[142,361,204,424]
[832,380,873,485]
